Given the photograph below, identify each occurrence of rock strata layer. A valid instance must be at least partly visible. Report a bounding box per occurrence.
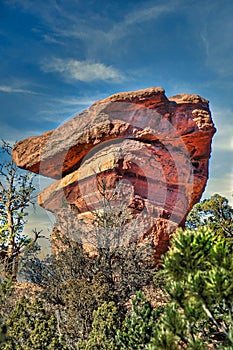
[12,87,216,260]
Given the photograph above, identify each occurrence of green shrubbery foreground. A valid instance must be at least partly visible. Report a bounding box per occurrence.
[1,196,232,349]
[0,141,232,349]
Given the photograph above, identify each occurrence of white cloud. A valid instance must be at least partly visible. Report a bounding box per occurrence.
[210,107,233,152]
[7,0,178,54]
[204,172,233,206]
[212,126,233,152]
[54,96,96,107]
[45,95,97,116]
[42,33,64,45]
[103,3,175,44]
[29,93,102,125]
[41,58,124,83]
[122,2,176,26]
[0,85,39,95]
[51,1,178,45]
[0,121,46,144]
[198,3,233,78]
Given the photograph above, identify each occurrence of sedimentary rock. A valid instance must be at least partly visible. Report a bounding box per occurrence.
[12,87,216,260]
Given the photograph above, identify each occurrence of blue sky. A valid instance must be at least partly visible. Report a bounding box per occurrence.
[0,0,232,238]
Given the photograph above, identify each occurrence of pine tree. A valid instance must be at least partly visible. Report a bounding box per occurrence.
[78,301,120,350]
[0,141,41,280]
[116,291,161,349]
[1,296,67,350]
[150,227,233,349]
[23,184,156,346]
[185,194,233,238]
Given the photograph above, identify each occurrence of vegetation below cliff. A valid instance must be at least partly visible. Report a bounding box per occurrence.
[1,192,232,349]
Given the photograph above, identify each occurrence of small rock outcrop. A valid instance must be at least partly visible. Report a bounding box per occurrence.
[12,87,216,260]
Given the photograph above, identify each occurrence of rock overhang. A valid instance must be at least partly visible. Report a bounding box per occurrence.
[12,86,216,259]
[12,87,215,179]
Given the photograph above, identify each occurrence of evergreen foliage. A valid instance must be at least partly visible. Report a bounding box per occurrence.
[61,273,111,344]
[77,301,120,350]
[0,319,7,346]
[186,193,233,238]
[0,141,41,280]
[151,227,233,349]
[1,155,232,350]
[1,297,67,350]
[22,185,156,346]
[24,234,155,346]
[0,274,14,316]
[116,291,161,349]
[0,274,14,345]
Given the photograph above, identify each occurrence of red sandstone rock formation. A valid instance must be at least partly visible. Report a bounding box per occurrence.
[12,87,216,260]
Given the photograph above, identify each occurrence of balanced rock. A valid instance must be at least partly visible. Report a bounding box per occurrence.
[12,87,216,260]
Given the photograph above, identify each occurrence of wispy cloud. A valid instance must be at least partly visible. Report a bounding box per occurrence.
[54,96,96,106]
[108,2,177,41]
[35,94,102,124]
[47,1,178,48]
[0,85,39,95]
[198,3,233,78]
[6,0,179,53]
[55,2,177,42]
[212,125,233,152]
[0,120,45,143]
[125,4,173,25]
[211,107,233,151]
[204,172,233,205]
[42,33,65,45]
[41,57,124,83]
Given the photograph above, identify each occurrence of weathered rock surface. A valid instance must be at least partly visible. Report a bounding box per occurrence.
[12,87,216,260]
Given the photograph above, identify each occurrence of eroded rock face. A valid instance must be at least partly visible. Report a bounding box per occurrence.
[12,87,216,260]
